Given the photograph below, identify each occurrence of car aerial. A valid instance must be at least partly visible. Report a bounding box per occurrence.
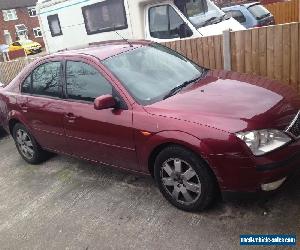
[9,39,42,55]
[222,2,275,29]
[0,40,299,212]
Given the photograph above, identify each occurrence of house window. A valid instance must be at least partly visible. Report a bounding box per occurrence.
[33,27,42,38]
[47,14,62,37]
[15,24,28,38]
[28,7,37,17]
[82,0,127,35]
[2,9,18,21]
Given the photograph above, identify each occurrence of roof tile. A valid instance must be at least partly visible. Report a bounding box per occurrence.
[0,0,37,10]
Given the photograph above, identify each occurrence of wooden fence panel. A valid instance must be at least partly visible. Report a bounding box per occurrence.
[163,34,224,70]
[258,27,268,77]
[282,24,291,84]
[230,22,300,90]
[0,59,34,85]
[251,28,259,74]
[290,23,299,91]
[266,26,275,80]
[273,25,283,81]
[265,0,300,24]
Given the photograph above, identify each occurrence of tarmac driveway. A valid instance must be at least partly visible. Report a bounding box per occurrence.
[0,130,299,250]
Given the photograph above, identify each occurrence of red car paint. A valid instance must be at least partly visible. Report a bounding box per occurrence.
[0,41,300,195]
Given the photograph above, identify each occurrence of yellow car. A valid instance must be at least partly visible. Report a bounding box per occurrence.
[9,40,42,55]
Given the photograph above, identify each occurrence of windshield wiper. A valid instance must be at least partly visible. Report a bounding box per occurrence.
[163,70,208,100]
[198,16,219,28]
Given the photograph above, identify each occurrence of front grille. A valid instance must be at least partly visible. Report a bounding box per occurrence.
[286,111,300,138]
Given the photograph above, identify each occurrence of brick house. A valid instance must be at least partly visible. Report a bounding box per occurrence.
[0,0,44,46]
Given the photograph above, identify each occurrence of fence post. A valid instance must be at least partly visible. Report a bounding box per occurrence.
[223,29,231,71]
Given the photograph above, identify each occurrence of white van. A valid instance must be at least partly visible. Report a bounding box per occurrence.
[37,0,244,53]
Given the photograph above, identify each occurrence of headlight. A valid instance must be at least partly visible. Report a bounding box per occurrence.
[236,129,291,156]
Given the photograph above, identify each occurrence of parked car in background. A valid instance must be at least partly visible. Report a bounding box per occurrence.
[222,2,275,28]
[0,40,300,212]
[9,40,42,55]
[37,0,245,53]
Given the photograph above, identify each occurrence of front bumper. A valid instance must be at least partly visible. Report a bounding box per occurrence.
[209,139,300,193]
[26,48,42,55]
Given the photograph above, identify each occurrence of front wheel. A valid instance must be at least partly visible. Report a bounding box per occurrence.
[13,123,48,164]
[154,146,216,212]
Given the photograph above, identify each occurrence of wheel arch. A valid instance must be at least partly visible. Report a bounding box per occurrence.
[147,141,221,194]
[145,131,219,184]
[8,118,21,135]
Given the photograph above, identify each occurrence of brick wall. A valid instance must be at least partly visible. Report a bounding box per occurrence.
[0,7,44,47]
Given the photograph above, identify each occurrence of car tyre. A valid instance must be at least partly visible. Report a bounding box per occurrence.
[154,145,216,212]
[12,123,49,164]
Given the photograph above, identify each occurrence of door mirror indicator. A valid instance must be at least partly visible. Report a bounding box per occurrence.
[94,95,116,110]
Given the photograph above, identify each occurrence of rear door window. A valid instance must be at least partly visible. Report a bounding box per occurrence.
[66,61,112,102]
[31,61,62,97]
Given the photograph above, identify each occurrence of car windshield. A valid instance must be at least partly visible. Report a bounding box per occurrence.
[174,0,224,28]
[103,44,205,105]
[19,40,33,46]
[248,4,270,20]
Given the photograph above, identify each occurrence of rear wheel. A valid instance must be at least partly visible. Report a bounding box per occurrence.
[12,123,48,164]
[154,146,216,212]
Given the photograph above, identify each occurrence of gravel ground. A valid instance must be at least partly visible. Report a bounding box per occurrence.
[0,130,299,250]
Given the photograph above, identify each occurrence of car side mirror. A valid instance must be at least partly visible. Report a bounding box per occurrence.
[179,23,193,39]
[94,95,116,110]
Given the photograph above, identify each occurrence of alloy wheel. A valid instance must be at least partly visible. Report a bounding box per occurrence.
[160,158,202,205]
[15,129,34,160]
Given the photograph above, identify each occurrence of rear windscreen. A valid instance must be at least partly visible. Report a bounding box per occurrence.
[248,5,270,20]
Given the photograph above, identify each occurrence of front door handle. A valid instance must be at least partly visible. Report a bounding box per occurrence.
[65,113,76,123]
[20,104,28,113]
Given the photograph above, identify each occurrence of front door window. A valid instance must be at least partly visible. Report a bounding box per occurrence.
[66,61,112,102]
[149,5,192,40]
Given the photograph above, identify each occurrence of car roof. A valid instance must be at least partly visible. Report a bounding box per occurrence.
[243,2,260,8]
[51,40,153,61]
[222,2,260,10]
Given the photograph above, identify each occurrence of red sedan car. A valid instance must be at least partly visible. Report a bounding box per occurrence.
[0,40,299,211]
